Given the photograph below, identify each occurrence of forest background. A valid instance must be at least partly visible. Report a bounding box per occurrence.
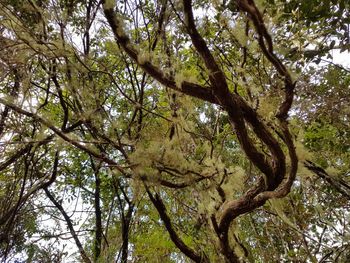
[0,0,350,262]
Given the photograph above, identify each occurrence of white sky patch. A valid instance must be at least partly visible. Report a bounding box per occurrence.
[330,49,350,67]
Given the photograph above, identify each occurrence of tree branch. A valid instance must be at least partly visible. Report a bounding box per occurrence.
[0,98,128,174]
[44,187,92,263]
[0,150,59,226]
[304,160,350,199]
[102,0,218,105]
[145,187,209,263]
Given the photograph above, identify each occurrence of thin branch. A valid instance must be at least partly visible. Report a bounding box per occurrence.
[44,187,92,263]
[0,151,59,226]
[145,186,209,263]
[0,98,128,174]
[304,160,350,199]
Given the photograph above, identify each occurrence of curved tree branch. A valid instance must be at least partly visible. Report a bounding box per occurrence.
[145,186,209,263]
[102,0,298,261]
[102,1,218,105]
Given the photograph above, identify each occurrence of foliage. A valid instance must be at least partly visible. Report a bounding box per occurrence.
[0,0,349,262]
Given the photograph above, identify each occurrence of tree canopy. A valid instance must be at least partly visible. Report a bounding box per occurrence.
[0,0,350,262]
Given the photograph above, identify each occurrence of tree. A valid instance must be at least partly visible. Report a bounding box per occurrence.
[0,0,349,262]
